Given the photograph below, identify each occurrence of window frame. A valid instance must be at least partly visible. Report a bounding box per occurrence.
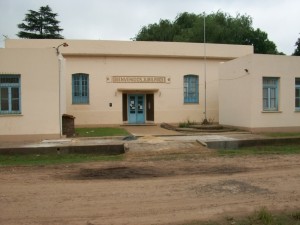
[184,74,199,104]
[262,77,279,111]
[72,73,89,104]
[296,78,300,111]
[0,75,21,114]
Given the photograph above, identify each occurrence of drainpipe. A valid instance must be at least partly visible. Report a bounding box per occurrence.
[56,43,68,138]
[58,53,63,137]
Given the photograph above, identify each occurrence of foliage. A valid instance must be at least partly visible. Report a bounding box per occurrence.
[75,127,129,137]
[293,36,300,56]
[134,11,281,54]
[0,154,123,166]
[17,5,64,39]
[178,119,197,128]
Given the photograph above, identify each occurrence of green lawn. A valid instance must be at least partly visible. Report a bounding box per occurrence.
[218,145,300,156]
[263,132,300,138]
[0,154,123,166]
[75,127,129,137]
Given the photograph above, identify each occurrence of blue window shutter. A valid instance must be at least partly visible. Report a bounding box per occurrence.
[184,75,199,103]
[0,75,21,114]
[263,77,279,111]
[296,78,300,110]
[72,73,89,104]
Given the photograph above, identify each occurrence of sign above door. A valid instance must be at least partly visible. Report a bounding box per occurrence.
[107,76,171,84]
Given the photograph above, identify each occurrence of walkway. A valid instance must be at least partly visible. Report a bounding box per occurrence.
[0,125,276,152]
[123,125,181,136]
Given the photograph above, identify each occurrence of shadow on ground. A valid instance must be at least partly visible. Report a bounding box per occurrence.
[67,165,249,180]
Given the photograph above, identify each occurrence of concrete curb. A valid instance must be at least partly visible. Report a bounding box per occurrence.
[0,144,125,155]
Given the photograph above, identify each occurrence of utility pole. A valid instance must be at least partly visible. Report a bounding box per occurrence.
[203,12,208,124]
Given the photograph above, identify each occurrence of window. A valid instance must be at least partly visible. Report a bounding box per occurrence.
[263,77,279,111]
[0,75,21,114]
[296,78,300,110]
[72,73,89,104]
[184,75,199,103]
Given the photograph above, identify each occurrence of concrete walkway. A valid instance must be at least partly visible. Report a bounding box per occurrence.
[0,125,279,152]
[123,125,181,136]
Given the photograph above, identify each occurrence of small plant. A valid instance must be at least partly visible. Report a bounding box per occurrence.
[292,212,300,220]
[179,119,197,128]
[256,207,274,225]
[201,117,215,125]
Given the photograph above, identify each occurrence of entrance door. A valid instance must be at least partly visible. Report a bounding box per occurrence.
[128,95,145,124]
[146,94,154,121]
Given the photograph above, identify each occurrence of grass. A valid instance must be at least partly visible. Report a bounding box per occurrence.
[263,132,300,138]
[1,143,300,166]
[0,153,123,166]
[75,127,129,137]
[218,145,300,157]
[180,208,300,225]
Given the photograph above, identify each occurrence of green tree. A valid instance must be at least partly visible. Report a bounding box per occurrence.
[134,11,281,54]
[293,36,300,56]
[17,5,64,39]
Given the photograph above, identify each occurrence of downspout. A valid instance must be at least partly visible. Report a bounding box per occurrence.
[55,43,68,138]
[58,53,63,137]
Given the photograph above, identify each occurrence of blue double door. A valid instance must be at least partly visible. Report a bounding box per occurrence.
[128,94,145,124]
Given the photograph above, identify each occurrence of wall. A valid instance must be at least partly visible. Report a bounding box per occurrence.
[6,39,253,126]
[219,54,253,127]
[250,55,300,131]
[0,48,61,141]
[220,54,300,132]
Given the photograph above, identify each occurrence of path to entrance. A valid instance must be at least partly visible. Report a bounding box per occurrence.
[123,125,181,136]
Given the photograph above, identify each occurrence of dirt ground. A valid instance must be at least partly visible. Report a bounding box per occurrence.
[0,146,300,225]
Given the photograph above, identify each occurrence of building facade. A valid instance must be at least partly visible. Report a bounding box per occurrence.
[2,39,299,141]
[4,40,252,130]
[0,47,61,141]
[219,54,300,132]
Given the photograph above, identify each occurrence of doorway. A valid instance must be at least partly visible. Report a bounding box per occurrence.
[128,94,145,124]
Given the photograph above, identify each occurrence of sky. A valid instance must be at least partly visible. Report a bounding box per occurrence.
[0,0,299,55]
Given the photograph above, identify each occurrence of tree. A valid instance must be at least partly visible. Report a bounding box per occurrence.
[293,36,300,56]
[134,11,281,54]
[17,5,64,39]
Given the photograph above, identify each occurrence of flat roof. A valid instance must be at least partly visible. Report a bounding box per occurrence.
[5,39,253,60]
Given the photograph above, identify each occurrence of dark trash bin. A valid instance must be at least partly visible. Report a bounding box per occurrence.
[62,114,75,137]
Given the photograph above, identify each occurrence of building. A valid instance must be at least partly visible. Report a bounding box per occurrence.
[219,54,300,132]
[1,39,299,141]
[0,47,61,141]
[1,39,252,141]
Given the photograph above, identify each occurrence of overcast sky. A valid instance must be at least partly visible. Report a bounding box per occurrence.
[0,0,299,54]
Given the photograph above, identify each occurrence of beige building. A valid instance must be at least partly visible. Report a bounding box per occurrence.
[0,47,62,141]
[3,40,252,139]
[1,39,299,141]
[219,54,300,132]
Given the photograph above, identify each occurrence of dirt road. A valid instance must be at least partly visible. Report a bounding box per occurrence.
[0,150,299,225]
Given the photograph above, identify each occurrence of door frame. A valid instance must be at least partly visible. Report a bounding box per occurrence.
[127,94,145,124]
[122,92,155,124]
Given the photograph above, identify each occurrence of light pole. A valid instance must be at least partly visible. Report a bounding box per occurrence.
[56,42,68,55]
[203,12,208,124]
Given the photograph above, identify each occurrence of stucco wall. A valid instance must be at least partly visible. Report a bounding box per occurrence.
[65,56,230,125]
[220,54,300,132]
[0,48,60,141]
[6,39,253,127]
[219,55,253,127]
